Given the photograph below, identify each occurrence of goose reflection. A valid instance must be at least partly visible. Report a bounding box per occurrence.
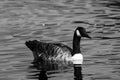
[27,62,83,80]
[39,70,48,80]
[27,63,48,80]
[74,65,83,80]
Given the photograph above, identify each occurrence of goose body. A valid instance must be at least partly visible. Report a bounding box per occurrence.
[25,27,91,63]
[25,40,73,62]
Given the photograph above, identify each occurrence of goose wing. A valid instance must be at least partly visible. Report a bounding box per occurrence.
[53,43,73,54]
[25,40,73,61]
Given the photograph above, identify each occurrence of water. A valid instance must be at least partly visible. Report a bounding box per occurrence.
[0,0,120,80]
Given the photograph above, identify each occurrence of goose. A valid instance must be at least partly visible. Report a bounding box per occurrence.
[25,27,91,64]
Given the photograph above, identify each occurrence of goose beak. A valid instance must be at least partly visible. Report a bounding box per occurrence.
[84,33,91,39]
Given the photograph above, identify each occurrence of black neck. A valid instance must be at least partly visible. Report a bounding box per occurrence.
[72,32,81,55]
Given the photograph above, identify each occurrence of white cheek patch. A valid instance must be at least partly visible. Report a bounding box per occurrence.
[76,30,81,36]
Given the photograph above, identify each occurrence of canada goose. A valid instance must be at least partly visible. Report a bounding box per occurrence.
[25,27,91,63]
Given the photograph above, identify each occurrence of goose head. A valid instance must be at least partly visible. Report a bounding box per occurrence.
[74,27,91,38]
[73,27,91,55]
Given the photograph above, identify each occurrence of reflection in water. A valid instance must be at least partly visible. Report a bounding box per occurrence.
[28,62,83,80]
[27,61,71,80]
[27,62,48,80]
[39,70,48,80]
[74,65,83,80]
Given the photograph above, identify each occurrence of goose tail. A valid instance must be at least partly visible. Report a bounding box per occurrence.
[25,40,44,63]
[25,40,39,51]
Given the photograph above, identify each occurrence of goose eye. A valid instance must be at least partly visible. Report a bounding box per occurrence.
[76,30,81,36]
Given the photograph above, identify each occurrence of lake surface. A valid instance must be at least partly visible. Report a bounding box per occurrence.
[0,0,120,80]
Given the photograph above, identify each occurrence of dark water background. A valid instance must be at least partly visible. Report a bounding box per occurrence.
[0,0,120,80]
